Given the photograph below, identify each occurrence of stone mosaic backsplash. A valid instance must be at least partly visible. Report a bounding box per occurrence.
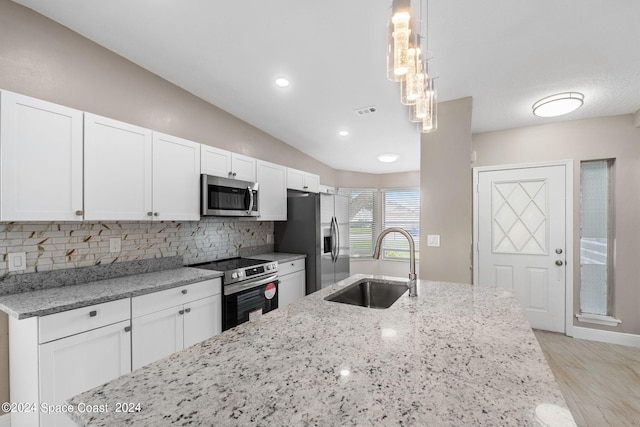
[0,218,273,278]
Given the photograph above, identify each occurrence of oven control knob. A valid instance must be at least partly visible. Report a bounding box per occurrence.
[266,264,272,271]
[231,272,239,279]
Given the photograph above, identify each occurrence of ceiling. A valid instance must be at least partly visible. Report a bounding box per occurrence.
[13,0,640,173]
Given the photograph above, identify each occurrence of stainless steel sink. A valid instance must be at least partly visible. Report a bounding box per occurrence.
[325,279,408,309]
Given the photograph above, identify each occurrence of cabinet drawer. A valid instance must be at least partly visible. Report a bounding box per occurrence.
[39,298,130,344]
[278,258,305,276]
[132,278,221,318]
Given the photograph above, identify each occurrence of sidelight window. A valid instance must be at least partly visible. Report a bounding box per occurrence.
[578,159,617,324]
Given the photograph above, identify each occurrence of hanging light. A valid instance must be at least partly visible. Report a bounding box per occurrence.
[420,77,437,133]
[386,0,438,133]
[386,0,412,81]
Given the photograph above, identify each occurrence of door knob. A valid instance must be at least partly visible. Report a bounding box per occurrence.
[555,260,564,266]
[555,248,563,254]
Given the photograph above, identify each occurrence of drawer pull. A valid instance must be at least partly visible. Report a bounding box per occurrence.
[75,210,83,216]
[181,289,188,295]
[178,309,185,315]
[124,326,131,333]
[185,308,191,313]
[89,310,97,317]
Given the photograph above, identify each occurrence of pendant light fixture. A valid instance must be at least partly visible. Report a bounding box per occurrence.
[387,0,438,133]
[386,0,412,82]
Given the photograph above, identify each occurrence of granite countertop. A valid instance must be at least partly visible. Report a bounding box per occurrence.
[0,267,223,319]
[67,274,573,426]
[249,252,306,263]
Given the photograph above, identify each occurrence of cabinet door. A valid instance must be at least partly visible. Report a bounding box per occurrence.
[131,306,184,370]
[183,295,221,348]
[304,172,320,193]
[0,91,83,221]
[231,153,257,182]
[286,168,305,191]
[201,145,232,178]
[278,270,306,307]
[256,160,287,221]
[152,132,201,221]
[84,113,152,220]
[39,320,131,427]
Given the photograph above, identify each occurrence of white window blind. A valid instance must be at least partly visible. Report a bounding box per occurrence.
[580,159,613,316]
[347,189,378,258]
[382,188,420,260]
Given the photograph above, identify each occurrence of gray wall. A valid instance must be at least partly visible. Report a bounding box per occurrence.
[419,98,473,284]
[473,114,640,335]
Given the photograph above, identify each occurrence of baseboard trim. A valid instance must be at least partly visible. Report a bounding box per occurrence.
[0,413,10,427]
[573,326,640,348]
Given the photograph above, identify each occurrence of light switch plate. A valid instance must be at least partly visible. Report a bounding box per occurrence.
[8,252,27,272]
[427,234,441,247]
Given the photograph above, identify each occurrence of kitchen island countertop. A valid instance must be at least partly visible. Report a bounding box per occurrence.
[67,274,572,426]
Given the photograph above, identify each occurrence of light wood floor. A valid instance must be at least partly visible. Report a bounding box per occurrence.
[534,330,640,427]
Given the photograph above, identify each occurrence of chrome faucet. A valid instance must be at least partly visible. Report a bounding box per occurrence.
[373,227,418,297]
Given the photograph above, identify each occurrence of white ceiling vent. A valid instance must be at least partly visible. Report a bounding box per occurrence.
[354,106,377,116]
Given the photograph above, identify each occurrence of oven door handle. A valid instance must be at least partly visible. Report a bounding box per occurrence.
[223,274,279,296]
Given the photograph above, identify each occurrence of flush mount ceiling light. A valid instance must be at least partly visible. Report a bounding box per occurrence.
[338,130,350,137]
[532,92,584,117]
[377,153,399,163]
[275,78,290,88]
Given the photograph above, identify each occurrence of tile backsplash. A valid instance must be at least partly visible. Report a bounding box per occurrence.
[0,218,273,278]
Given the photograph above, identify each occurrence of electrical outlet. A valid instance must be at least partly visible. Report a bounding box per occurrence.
[109,238,121,253]
[8,252,26,272]
[266,234,273,244]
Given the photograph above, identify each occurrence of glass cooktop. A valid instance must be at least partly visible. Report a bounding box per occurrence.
[190,257,270,272]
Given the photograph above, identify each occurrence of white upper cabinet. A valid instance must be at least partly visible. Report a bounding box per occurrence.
[0,91,84,221]
[201,145,256,182]
[256,160,287,221]
[286,167,320,193]
[84,113,153,221]
[85,114,200,221]
[152,132,200,221]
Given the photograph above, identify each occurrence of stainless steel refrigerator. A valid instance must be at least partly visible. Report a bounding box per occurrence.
[274,189,350,294]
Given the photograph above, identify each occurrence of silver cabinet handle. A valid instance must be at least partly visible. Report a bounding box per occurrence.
[555,260,564,266]
[147,212,153,216]
[185,308,191,313]
[178,309,185,315]
[75,210,83,216]
[153,212,159,216]
[89,310,97,317]
[181,289,188,295]
[232,172,237,177]
[124,326,131,333]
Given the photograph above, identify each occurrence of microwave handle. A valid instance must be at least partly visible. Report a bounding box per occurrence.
[247,186,254,214]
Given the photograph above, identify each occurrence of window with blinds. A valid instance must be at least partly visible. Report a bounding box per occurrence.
[580,159,614,316]
[382,188,420,260]
[347,189,377,258]
[345,187,420,260]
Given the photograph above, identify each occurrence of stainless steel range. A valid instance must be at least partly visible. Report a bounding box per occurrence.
[190,258,279,331]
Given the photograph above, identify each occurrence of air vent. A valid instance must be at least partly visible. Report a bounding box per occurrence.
[354,106,377,116]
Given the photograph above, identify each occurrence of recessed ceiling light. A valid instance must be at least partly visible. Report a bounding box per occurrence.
[338,130,349,137]
[532,92,584,117]
[275,78,290,88]
[377,153,398,163]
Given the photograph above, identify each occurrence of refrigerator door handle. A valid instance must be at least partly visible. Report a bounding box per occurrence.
[330,216,338,262]
[334,216,340,260]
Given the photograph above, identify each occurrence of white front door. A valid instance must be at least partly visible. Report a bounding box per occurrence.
[476,164,568,333]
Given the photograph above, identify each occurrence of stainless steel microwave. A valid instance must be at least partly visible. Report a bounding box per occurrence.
[201,175,259,217]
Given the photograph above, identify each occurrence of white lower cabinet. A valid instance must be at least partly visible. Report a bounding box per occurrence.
[278,259,306,307]
[9,299,131,427]
[7,278,221,427]
[131,279,221,370]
